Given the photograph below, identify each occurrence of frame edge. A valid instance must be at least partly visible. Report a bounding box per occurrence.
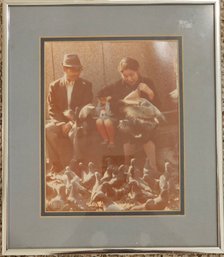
[2,1,9,256]
[1,0,219,6]
[2,0,223,254]
[215,0,224,251]
[2,247,224,255]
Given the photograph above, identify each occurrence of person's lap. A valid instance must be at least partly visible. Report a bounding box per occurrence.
[45,121,73,170]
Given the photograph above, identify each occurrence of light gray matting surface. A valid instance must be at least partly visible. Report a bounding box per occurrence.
[8,4,217,248]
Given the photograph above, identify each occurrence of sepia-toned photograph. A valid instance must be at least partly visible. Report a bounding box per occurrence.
[41,37,184,215]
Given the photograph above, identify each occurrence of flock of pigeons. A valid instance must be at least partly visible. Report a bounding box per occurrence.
[46,96,180,213]
[46,158,180,213]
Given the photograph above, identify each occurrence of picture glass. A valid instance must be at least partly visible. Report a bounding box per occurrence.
[41,37,184,216]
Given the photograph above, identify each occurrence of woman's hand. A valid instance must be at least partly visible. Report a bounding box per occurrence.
[138,83,154,100]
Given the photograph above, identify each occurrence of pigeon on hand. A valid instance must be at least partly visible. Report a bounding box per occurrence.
[79,104,96,120]
[63,109,75,121]
[120,98,165,122]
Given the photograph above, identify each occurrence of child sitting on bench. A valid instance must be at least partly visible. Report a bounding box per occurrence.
[95,96,115,149]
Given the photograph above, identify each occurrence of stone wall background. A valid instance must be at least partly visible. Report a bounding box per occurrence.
[1,1,224,256]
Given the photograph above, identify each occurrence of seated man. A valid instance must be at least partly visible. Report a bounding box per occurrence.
[46,54,93,174]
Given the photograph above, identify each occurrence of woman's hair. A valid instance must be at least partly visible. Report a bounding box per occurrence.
[118,57,140,72]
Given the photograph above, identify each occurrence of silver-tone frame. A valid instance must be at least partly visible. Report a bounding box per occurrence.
[2,0,223,255]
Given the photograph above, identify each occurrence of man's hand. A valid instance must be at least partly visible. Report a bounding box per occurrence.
[62,122,72,135]
[138,83,154,100]
[63,109,75,121]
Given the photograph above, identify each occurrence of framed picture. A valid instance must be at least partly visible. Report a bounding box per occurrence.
[2,0,224,254]
[41,36,184,216]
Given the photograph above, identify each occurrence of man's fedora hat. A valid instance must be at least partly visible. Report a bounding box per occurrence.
[62,54,82,69]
